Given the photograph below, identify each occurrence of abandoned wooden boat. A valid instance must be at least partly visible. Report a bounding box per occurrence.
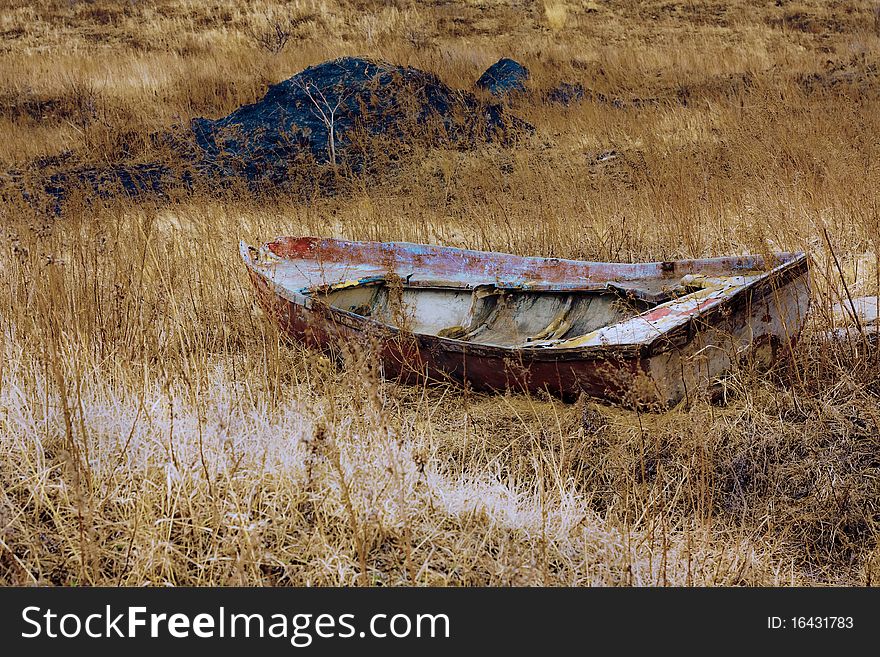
[241,237,810,406]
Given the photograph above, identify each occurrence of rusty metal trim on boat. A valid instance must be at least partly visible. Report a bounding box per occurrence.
[241,237,811,406]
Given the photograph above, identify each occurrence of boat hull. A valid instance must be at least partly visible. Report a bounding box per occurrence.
[243,242,810,407]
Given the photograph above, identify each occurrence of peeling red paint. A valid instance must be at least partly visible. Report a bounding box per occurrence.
[644,306,675,321]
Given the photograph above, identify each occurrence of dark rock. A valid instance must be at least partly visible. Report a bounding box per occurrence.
[475,58,530,98]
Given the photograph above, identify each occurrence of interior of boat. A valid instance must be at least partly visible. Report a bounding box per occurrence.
[313,276,701,347]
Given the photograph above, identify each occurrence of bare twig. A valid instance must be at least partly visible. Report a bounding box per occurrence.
[293,79,348,167]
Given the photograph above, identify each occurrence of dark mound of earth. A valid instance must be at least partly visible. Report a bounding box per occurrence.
[192,57,529,177]
[20,57,531,208]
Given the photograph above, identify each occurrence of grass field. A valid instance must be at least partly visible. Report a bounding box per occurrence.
[1,0,879,586]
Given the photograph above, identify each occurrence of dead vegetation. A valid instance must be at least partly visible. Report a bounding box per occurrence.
[1,0,880,586]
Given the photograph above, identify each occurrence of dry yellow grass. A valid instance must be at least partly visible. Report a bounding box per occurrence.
[1,0,879,586]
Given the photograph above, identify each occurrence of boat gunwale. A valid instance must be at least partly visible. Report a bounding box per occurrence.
[260,235,801,279]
